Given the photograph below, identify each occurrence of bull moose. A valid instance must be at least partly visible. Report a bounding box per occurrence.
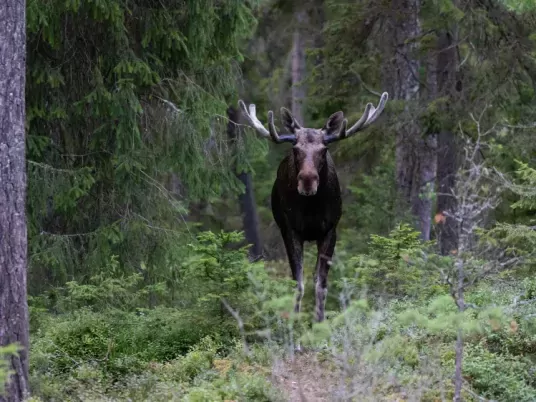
[238,92,388,323]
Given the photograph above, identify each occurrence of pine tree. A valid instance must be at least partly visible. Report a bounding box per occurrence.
[25,0,259,294]
[0,0,30,399]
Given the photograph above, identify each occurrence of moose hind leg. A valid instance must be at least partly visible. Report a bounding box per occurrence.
[281,230,304,314]
[315,229,336,322]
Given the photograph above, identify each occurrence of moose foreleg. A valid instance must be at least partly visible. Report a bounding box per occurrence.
[314,229,336,322]
[282,231,304,315]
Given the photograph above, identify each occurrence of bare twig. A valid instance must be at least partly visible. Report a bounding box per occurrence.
[221,298,250,356]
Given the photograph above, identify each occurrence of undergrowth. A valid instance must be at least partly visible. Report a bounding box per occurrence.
[23,228,536,401]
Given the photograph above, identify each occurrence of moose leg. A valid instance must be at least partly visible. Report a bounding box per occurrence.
[314,229,336,322]
[281,230,304,314]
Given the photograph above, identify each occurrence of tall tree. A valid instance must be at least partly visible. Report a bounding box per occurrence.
[0,0,30,400]
[435,29,461,255]
[291,9,307,124]
[25,1,257,294]
[384,0,436,239]
[420,48,438,243]
[227,106,263,260]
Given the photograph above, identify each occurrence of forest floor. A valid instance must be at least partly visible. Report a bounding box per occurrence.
[271,351,338,402]
[270,350,411,401]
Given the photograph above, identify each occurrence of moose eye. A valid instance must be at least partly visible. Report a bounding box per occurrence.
[316,147,328,160]
[293,147,305,159]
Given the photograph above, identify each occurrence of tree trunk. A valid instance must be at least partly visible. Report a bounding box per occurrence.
[384,0,428,236]
[291,10,307,124]
[453,232,468,402]
[236,171,263,260]
[417,50,439,242]
[0,0,30,400]
[436,30,461,254]
[437,129,458,252]
[228,106,263,261]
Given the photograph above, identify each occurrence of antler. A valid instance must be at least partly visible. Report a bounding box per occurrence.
[238,100,296,144]
[324,92,389,144]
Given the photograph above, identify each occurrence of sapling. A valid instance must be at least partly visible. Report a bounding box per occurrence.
[436,108,519,401]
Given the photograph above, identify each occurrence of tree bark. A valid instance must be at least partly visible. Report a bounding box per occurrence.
[437,129,458,253]
[0,0,30,400]
[291,10,307,124]
[384,0,428,236]
[436,30,461,254]
[228,106,263,261]
[453,327,464,402]
[418,50,439,242]
[453,224,468,402]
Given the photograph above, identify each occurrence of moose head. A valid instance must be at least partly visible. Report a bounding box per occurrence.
[239,93,388,196]
[238,93,388,326]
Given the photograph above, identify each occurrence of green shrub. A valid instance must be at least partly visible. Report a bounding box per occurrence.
[464,343,536,401]
[0,344,20,396]
[336,224,444,300]
[31,331,281,402]
[30,307,216,380]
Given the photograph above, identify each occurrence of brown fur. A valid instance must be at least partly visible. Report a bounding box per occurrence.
[238,94,388,325]
[271,126,342,323]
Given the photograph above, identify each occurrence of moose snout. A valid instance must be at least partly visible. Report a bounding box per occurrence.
[297,171,319,196]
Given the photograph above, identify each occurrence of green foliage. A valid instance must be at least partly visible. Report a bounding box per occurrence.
[185,231,261,313]
[509,160,536,212]
[28,228,296,399]
[31,331,283,401]
[28,242,536,400]
[64,272,157,312]
[290,277,536,400]
[26,0,259,294]
[464,343,536,401]
[501,0,536,13]
[180,230,296,338]
[338,224,443,299]
[339,160,398,252]
[21,0,536,400]
[31,307,214,381]
[0,344,21,396]
[476,159,536,274]
[397,295,509,341]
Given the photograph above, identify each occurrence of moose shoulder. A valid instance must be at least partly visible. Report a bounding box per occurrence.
[238,93,388,323]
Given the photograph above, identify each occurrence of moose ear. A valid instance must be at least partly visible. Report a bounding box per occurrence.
[323,111,344,136]
[280,107,301,133]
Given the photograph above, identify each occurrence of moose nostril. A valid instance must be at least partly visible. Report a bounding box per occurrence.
[298,171,319,182]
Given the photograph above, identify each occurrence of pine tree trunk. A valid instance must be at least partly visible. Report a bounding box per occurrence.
[437,129,458,252]
[418,51,439,242]
[291,10,307,124]
[228,106,263,261]
[0,0,30,400]
[436,30,461,254]
[384,0,427,235]
[236,171,263,260]
[392,0,421,202]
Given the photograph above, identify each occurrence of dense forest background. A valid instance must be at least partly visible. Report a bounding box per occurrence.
[3,0,536,400]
